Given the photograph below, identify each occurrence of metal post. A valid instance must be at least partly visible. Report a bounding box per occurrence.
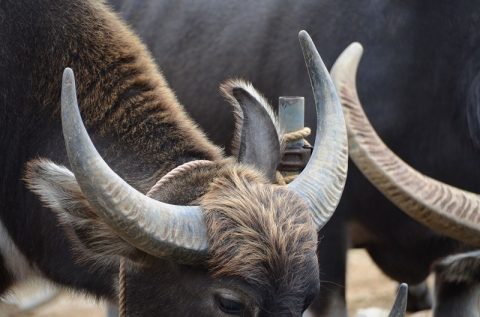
[279,96,305,148]
[278,96,311,173]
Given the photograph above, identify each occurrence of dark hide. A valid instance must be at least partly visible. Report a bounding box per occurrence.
[406,282,432,312]
[1,0,321,315]
[1,1,116,298]
[433,251,480,317]
[109,1,480,316]
[464,47,480,149]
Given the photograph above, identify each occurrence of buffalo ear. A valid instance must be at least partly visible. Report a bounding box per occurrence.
[24,159,146,264]
[221,80,282,181]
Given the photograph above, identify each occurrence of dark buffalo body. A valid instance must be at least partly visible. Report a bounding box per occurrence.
[110,1,480,315]
[0,1,116,297]
[0,1,351,316]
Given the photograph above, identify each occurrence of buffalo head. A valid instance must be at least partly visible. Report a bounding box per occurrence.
[25,31,348,316]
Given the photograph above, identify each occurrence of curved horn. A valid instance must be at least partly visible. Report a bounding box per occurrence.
[288,31,349,229]
[388,283,408,317]
[331,43,480,246]
[61,68,208,262]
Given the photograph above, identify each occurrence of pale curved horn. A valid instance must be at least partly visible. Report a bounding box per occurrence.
[388,283,408,317]
[288,31,349,229]
[61,68,208,262]
[331,43,480,246]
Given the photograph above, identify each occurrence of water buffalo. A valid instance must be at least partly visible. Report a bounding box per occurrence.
[109,0,480,315]
[331,42,480,317]
[1,0,356,315]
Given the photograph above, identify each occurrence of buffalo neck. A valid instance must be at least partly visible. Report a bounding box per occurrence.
[15,0,223,192]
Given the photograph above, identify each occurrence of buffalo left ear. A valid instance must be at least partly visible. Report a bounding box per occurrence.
[221,80,282,181]
[24,159,146,264]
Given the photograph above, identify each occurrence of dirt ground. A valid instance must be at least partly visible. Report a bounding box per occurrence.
[0,249,433,317]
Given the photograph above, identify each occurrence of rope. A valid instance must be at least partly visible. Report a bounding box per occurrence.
[275,172,297,185]
[282,127,311,144]
[146,160,214,197]
[118,159,214,316]
[119,258,126,317]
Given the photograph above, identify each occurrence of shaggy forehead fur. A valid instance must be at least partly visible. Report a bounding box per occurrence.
[201,166,318,298]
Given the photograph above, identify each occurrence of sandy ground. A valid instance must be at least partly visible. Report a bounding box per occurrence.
[346,250,433,317]
[0,249,433,317]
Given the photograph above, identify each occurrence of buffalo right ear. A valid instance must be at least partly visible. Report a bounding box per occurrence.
[221,80,283,181]
[24,159,146,264]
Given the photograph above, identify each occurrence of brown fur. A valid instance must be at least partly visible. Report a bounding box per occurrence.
[17,0,223,265]
[201,166,318,295]
[30,0,222,188]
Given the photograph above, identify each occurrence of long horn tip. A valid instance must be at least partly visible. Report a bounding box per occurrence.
[331,42,364,91]
[61,67,79,117]
[398,283,408,294]
[298,30,315,49]
[298,30,310,40]
[331,42,364,73]
[61,68,77,105]
[344,42,364,66]
[388,283,408,317]
[348,42,364,54]
[62,67,75,85]
[297,30,330,75]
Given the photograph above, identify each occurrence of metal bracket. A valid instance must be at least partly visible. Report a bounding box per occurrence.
[278,145,312,172]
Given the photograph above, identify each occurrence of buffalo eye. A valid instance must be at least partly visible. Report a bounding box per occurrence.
[215,293,245,315]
